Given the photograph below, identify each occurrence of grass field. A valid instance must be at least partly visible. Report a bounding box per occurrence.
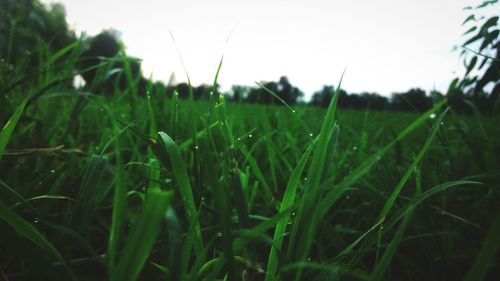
[1,48,500,281]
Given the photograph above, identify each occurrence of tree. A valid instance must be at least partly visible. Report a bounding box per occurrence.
[244,76,303,105]
[0,0,75,65]
[390,88,433,112]
[78,30,147,95]
[310,85,336,107]
[459,0,499,111]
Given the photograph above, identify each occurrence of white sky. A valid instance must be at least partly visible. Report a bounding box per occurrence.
[42,0,485,98]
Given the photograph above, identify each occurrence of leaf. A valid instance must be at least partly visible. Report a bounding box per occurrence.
[465,56,478,76]
[464,208,500,281]
[265,142,314,281]
[462,15,476,25]
[112,189,172,281]
[479,16,499,33]
[0,98,28,160]
[0,201,76,280]
[369,206,415,281]
[157,131,204,252]
[479,29,499,51]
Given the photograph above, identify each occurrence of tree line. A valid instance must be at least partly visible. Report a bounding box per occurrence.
[1,0,498,114]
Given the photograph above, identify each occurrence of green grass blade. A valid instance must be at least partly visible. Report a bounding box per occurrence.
[377,108,449,221]
[107,118,128,277]
[289,74,343,263]
[112,188,172,281]
[0,98,28,160]
[0,201,76,280]
[157,131,204,252]
[71,154,109,233]
[317,99,448,222]
[370,206,415,281]
[464,207,500,281]
[265,142,314,281]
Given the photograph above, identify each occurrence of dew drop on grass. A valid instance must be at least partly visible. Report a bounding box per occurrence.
[304,177,308,181]
[309,133,313,137]
[429,113,436,119]
[201,197,205,201]
[248,134,253,138]
[216,232,223,237]
[34,218,39,224]
[291,212,296,216]
[292,110,296,113]
[100,107,104,112]
[195,146,199,150]
[307,257,311,262]
[353,146,357,151]
[346,195,350,199]
[50,170,55,174]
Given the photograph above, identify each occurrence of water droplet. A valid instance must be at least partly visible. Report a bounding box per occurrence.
[353,146,357,151]
[440,122,444,125]
[309,133,313,137]
[248,134,253,138]
[50,170,55,174]
[291,212,296,216]
[100,107,104,112]
[34,218,39,224]
[217,232,223,237]
[201,197,205,201]
[304,177,308,181]
[380,226,384,230]
[237,137,241,141]
[346,195,350,199]
[307,257,311,261]
[292,110,296,113]
[429,113,436,119]
[195,146,199,150]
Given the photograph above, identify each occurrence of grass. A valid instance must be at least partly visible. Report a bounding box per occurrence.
[1,42,500,281]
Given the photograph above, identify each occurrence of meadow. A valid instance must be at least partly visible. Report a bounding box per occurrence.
[1,46,500,281]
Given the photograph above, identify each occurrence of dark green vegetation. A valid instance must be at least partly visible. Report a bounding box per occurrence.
[1,0,500,280]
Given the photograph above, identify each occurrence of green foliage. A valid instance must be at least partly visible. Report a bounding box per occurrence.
[460,0,499,102]
[1,2,500,281]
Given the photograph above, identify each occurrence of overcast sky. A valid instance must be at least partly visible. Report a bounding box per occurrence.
[42,0,485,98]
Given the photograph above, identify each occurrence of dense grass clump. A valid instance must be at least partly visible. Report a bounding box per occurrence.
[1,43,500,281]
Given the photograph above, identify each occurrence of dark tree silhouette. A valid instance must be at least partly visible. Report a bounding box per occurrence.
[0,0,75,64]
[228,85,251,103]
[311,86,336,107]
[78,30,147,95]
[390,88,433,112]
[245,76,303,105]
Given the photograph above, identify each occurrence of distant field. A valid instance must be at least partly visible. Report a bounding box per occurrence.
[1,85,499,280]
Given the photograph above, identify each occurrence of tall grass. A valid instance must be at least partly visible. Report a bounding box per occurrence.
[0,41,499,281]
